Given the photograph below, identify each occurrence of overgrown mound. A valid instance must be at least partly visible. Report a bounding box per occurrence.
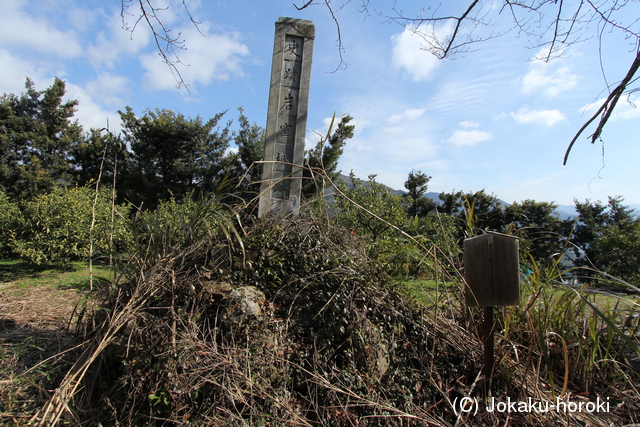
[34,216,635,426]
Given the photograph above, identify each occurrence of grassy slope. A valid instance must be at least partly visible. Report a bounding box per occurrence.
[0,260,112,424]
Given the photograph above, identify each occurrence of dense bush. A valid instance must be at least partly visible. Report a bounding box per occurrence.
[13,186,132,266]
[335,174,407,245]
[129,191,243,261]
[334,175,460,278]
[35,214,638,426]
[0,191,20,257]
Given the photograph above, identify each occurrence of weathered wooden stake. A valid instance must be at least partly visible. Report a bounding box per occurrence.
[464,232,520,397]
[483,305,495,397]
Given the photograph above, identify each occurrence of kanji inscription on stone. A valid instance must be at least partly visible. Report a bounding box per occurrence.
[259,17,315,218]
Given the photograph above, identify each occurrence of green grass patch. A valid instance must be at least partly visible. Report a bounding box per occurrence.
[398,279,459,307]
[0,259,113,291]
[399,277,639,313]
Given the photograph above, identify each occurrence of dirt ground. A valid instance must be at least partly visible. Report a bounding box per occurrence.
[0,282,93,424]
[0,283,89,331]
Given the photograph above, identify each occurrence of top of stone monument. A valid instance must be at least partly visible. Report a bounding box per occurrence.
[277,17,314,25]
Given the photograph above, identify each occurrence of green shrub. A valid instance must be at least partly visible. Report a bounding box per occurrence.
[335,173,406,252]
[0,191,20,258]
[130,192,242,261]
[14,186,132,266]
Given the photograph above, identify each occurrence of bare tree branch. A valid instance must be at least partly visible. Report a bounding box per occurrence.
[294,0,351,71]
[564,49,640,165]
[121,0,203,92]
[442,0,482,58]
[127,0,640,163]
[313,0,640,164]
[294,0,316,10]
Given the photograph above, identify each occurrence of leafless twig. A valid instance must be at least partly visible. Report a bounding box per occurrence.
[121,0,203,92]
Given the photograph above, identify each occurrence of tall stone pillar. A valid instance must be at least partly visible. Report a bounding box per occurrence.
[258,17,315,218]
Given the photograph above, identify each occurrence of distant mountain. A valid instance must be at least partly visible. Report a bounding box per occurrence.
[554,205,578,220]
[555,203,640,220]
[336,174,638,219]
[335,174,406,196]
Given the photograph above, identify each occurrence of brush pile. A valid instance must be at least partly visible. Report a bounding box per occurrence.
[33,215,637,426]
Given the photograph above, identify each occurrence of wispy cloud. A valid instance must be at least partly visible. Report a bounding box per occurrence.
[141,23,249,91]
[85,73,130,108]
[387,108,425,124]
[305,115,368,150]
[446,129,492,147]
[426,73,497,120]
[87,9,152,69]
[522,58,578,98]
[0,0,82,58]
[0,49,48,96]
[580,94,640,120]
[511,108,565,126]
[64,83,122,132]
[459,120,480,129]
[391,23,452,81]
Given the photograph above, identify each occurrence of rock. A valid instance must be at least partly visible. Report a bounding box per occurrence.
[227,286,266,320]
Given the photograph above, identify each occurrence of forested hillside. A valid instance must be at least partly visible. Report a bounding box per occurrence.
[2,78,640,286]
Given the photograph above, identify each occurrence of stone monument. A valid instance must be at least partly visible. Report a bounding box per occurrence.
[258,17,315,218]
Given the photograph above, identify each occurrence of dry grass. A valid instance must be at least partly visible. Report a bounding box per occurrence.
[8,215,635,425]
[2,213,639,426]
[0,282,91,424]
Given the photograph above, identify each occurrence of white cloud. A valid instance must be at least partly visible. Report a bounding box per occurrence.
[446,130,492,147]
[579,98,605,116]
[387,108,425,124]
[69,7,100,34]
[511,108,565,126]
[459,120,479,129]
[0,49,49,96]
[522,61,578,98]
[580,95,640,120]
[225,146,239,156]
[320,115,367,135]
[339,109,439,186]
[613,99,640,120]
[306,115,366,150]
[391,23,452,81]
[87,9,153,69]
[0,0,82,58]
[85,73,130,108]
[65,83,122,133]
[141,23,249,91]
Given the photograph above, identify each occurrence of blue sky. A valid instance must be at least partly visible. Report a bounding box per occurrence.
[1,0,639,206]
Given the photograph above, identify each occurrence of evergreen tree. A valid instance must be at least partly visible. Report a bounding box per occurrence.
[568,196,640,284]
[119,107,232,208]
[0,78,82,200]
[70,128,129,192]
[227,107,265,202]
[336,173,405,242]
[403,170,435,218]
[437,190,464,216]
[504,199,563,262]
[302,115,354,198]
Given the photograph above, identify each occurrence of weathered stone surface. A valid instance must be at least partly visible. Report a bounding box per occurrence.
[259,17,315,218]
[355,318,389,381]
[227,286,266,320]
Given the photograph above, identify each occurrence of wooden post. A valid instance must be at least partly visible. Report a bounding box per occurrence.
[464,232,520,397]
[483,306,494,397]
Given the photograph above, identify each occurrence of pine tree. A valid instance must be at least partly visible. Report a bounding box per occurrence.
[119,107,232,208]
[0,78,82,200]
[302,114,354,198]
